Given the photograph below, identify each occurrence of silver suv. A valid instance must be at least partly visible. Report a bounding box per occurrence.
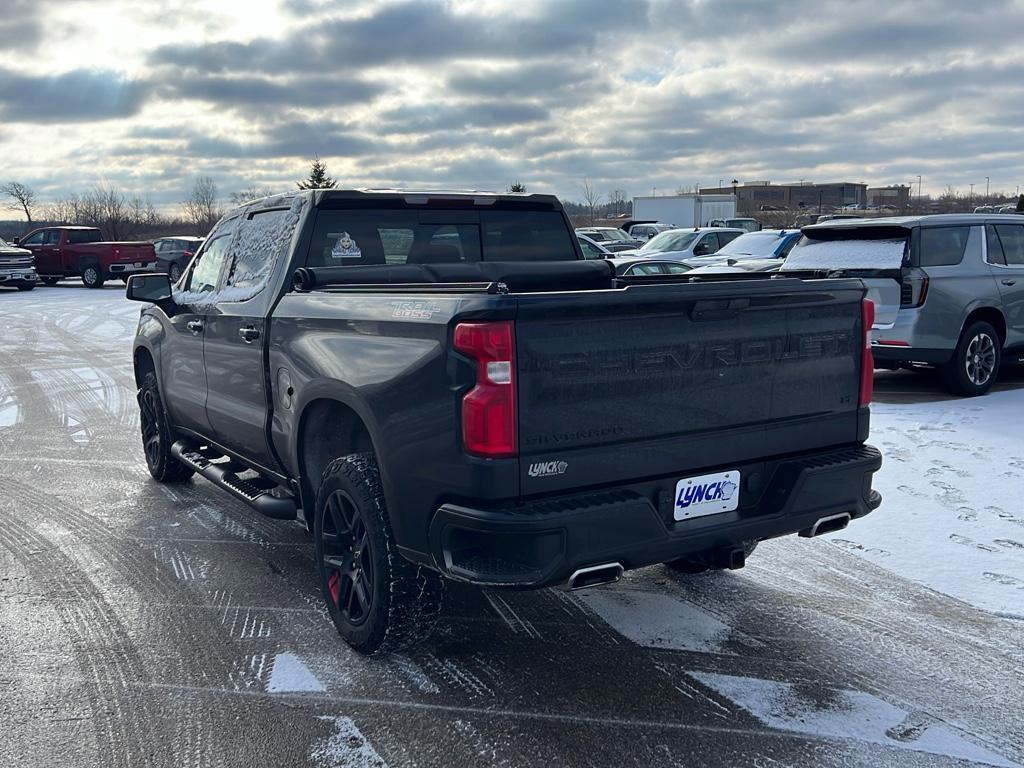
[783,214,1024,396]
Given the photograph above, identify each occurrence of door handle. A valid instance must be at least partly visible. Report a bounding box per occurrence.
[238,326,260,342]
[1002,279,1017,286]
[186,320,204,334]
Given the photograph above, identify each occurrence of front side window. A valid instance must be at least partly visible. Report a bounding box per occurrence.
[919,226,970,267]
[186,235,231,293]
[19,231,45,246]
[994,225,1024,266]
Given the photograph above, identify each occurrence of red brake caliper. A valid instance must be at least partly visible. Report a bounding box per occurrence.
[327,571,340,604]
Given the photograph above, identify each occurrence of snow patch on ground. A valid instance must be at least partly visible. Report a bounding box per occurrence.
[311,716,389,768]
[827,389,1024,616]
[691,671,1016,767]
[266,652,325,693]
[578,588,737,653]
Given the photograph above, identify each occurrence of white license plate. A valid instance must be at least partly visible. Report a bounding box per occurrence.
[673,470,741,521]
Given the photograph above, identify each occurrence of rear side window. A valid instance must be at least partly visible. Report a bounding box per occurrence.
[719,231,742,246]
[44,230,61,245]
[986,225,1006,265]
[918,226,970,266]
[305,209,575,267]
[994,225,1024,265]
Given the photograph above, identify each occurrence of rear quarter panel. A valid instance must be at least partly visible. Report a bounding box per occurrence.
[911,226,1002,350]
[268,291,518,555]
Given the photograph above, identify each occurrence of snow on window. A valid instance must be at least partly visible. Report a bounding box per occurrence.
[782,238,906,271]
[171,195,305,307]
[224,195,306,300]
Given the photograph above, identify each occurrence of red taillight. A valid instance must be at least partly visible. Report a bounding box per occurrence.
[860,299,875,406]
[454,321,517,458]
[183,251,194,259]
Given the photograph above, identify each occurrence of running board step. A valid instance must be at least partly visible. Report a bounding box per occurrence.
[171,440,297,520]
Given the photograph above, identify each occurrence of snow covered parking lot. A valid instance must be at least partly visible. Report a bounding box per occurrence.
[0,287,1021,767]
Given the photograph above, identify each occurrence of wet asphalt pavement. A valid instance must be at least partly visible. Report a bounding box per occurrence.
[0,285,1021,768]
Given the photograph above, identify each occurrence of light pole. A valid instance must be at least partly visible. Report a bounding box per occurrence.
[969,183,974,209]
[917,175,922,203]
[731,179,739,213]
[718,179,723,192]
[985,176,990,202]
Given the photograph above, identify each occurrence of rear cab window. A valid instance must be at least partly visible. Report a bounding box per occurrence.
[304,203,576,268]
[67,229,102,245]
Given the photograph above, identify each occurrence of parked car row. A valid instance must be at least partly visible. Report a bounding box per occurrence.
[1,228,205,290]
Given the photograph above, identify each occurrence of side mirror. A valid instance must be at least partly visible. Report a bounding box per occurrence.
[126,273,172,303]
[11,237,19,245]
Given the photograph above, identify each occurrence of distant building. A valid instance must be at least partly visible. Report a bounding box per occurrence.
[698,181,868,212]
[867,185,911,208]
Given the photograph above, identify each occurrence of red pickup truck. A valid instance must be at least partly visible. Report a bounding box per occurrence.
[15,226,157,288]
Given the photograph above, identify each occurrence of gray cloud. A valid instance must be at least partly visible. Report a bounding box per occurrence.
[0,68,146,122]
[4,0,1024,209]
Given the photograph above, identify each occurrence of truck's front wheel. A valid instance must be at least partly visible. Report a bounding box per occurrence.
[315,453,443,655]
[82,265,105,289]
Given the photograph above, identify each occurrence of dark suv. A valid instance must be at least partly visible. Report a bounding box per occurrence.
[784,214,1024,395]
[153,236,204,282]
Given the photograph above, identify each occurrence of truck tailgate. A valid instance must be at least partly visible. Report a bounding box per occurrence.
[515,278,867,495]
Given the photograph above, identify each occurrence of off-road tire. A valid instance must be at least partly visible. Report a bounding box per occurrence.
[138,371,194,482]
[664,540,758,574]
[82,265,105,289]
[943,320,1001,397]
[16,284,35,291]
[315,453,443,656]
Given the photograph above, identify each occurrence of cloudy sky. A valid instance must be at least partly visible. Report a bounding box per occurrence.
[2,0,1023,210]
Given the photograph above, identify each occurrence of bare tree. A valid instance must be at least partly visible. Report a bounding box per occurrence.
[229,185,277,205]
[78,183,129,239]
[184,176,224,235]
[608,189,627,216]
[581,179,603,225]
[2,181,38,229]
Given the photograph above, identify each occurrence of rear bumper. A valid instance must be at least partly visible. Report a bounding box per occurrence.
[428,443,882,588]
[107,261,157,276]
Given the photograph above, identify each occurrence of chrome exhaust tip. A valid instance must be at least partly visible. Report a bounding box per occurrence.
[800,512,852,538]
[565,562,624,591]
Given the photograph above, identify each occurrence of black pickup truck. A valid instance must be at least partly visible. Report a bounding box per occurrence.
[127,189,882,655]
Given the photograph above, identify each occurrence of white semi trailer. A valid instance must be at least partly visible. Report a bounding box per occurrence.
[632,194,737,227]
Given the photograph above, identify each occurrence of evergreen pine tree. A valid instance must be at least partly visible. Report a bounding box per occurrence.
[508,181,527,193]
[297,155,337,189]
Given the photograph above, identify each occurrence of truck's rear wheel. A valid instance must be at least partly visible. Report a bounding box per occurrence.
[138,371,194,482]
[315,453,443,655]
[82,265,105,289]
[944,320,1000,396]
[664,541,758,574]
